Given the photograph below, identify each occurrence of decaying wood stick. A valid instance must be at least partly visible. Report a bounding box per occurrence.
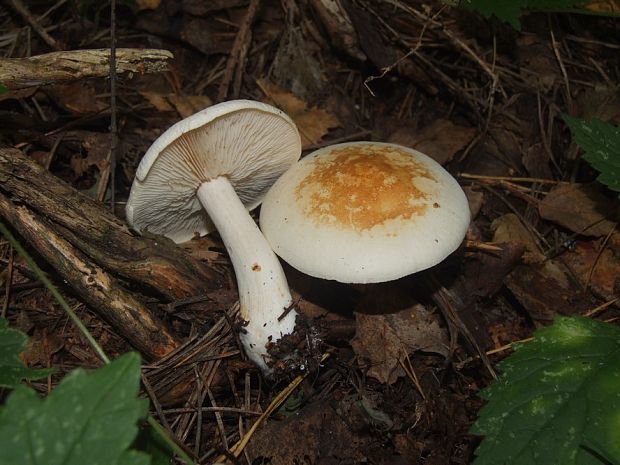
[0,191,178,359]
[0,148,221,301]
[0,48,174,90]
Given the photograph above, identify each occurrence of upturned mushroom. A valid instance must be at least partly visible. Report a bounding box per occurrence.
[126,100,302,372]
[259,141,470,283]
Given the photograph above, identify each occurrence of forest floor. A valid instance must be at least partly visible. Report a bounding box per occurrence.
[1,1,619,464]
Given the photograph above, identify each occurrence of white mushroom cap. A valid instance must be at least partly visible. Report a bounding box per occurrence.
[260,141,470,283]
[126,100,301,243]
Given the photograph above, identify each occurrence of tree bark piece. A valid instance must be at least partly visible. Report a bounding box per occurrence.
[0,192,178,359]
[0,49,173,90]
[0,148,221,301]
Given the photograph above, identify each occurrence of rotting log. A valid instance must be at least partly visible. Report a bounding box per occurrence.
[0,147,222,301]
[0,49,173,90]
[0,147,225,359]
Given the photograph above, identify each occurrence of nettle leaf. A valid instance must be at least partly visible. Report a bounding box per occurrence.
[0,352,149,465]
[0,318,55,388]
[471,317,620,465]
[459,0,528,28]
[563,115,620,194]
[457,0,618,29]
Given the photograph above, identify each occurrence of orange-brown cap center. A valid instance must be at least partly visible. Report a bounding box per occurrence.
[295,145,437,231]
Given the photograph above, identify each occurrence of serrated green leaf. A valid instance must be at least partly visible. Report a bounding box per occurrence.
[460,0,528,28]
[0,352,148,465]
[471,317,620,465]
[563,115,620,194]
[456,0,619,29]
[0,318,55,388]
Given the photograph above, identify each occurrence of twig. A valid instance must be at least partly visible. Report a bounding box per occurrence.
[459,173,564,184]
[217,0,261,101]
[536,90,561,173]
[583,298,619,318]
[399,351,426,400]
[585,222,617,293]
[8,0,63,50]
[215,354,330,462]
[548,21,572,108]
[427,275,497,379]
[465,240,503,252]
[455,337,534,368]
[109,0,118,211]
[481,185,549,251]
[382,0,505,96]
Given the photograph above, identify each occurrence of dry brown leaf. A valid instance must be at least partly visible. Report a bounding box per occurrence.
[257,78,340,148]
[65,131,110,178]
[351,305,448,384]
[140,91,212,118]
[388,119,476,165]
[248,400,366,465]
[463,185,484,219]
[23,328,64,367]
[180,236,222,262]
[580,0,620,12]
[539,184,616,237]
[492,213,569,287]
[492,214,581,320]
[47,82,107,114]
[135,0,161,11]
[140,91,175,112]
[562,233,620,300]
[167,94,213,118]
[492,213,545,264]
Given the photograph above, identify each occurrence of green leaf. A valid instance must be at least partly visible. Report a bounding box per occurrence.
[0,83,7,94]
[118,450,152,465]
[0,352,149,465]
[460,0,528,28]
[456,0,620,29]
[0,318,55,388]
[563,115,620,194]
[471,317,620,465]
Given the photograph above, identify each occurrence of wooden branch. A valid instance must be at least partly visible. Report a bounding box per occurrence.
[7,0,64,51]
[0,148,222,302]
[0,48,174,90]
[0,192,178,359]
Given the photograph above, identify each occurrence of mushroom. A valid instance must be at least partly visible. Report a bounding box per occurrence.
[126,100,302,372]
[259,141,470,283]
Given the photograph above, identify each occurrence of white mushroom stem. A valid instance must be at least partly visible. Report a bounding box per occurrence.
[197,176,297,372]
